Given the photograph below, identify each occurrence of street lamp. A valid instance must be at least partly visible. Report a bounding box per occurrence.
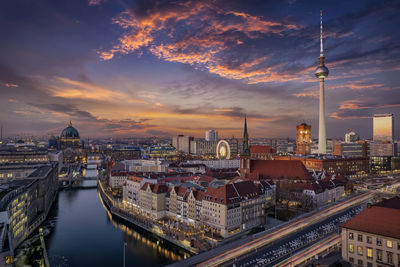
[123,242,127,267]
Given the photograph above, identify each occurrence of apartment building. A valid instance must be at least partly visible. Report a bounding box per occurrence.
[122,176,157,208]
[139,183,168,219]
[202,180,274,238]
[341,197,400,267]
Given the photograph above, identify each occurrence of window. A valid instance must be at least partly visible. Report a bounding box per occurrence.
[377,238,382,246]
[349,244,354,253]
[367,247,373,259]
[377,249,383,261]
[366,236,372,244]
[398,242,400,250]
[387,240,393,248]
[349,232,354,240]
[387,252,393,265]
[358,259,363,266]
[358,246,363,256]
[349,257,354,263]
[358,234,363,242]
[367,262,372,267]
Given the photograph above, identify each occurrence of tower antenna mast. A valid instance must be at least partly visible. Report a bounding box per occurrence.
[315,10,329,154]
[320,10,324,57]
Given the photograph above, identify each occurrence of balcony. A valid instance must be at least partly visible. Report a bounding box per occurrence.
[376,259,394,266]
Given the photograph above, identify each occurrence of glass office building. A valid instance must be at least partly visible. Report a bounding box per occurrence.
[373,114,394,142]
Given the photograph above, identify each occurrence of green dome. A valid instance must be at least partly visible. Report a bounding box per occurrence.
[61,121,80,139]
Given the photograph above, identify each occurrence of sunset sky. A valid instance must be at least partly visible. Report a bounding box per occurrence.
[0,0,399,139]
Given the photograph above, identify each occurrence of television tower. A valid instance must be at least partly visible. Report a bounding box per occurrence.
[315,10,329,154]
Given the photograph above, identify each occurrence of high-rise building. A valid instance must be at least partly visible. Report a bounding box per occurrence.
[205,129,218,141]
[345,131,360,143]
[296,122,311,155]
[172,135,195,154]
[373,114,394,142]
[315,10,329,154]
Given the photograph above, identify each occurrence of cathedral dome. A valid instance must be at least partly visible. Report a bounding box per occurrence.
[61,121,80,139]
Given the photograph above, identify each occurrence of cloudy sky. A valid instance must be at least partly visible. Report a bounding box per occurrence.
[0,0,399,139]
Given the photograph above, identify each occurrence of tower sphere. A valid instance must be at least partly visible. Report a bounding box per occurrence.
[315,65,329,79]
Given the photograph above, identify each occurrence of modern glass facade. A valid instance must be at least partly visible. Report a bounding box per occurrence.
[373,114,394,142]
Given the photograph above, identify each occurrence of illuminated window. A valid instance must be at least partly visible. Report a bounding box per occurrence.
[367,247,373,259]
[349,244,354,253]
[358,246,363,256]
[387,240,393,248]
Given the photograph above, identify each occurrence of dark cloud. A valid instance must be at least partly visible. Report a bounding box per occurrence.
[30,103,97,120]
[28,102,155,136]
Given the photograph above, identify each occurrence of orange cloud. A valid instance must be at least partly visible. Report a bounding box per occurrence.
[292,91,319,98]
[330,112,371,120]
[214,109,233,112]
[100,1,300,83]
[47,77,147,104]
[338,99,365,110]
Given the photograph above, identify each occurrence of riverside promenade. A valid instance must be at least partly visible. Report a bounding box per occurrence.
[97,180,199,254]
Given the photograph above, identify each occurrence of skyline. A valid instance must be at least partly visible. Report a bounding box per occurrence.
[1,0,400,139]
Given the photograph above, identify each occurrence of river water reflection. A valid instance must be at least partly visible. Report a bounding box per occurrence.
[16,183,189,267]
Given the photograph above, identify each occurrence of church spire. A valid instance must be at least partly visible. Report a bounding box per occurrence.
[69,120,72,127]
[241,115,250,156]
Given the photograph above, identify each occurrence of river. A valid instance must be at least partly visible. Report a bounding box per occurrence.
[15,181,190,267]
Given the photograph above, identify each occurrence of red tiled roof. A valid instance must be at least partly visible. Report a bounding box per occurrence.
[127,176,143,183]
[193,190,205,201]
[140,182,168,194]
[198,175,216,184]
[233,180,263,199]
[175,186,188,197]
[152,184,168,194]
[204,184,240,205]
[203,180,265,204]
[341,206,400,239]
[250,145,275,154]
[140,182,150,191]
[373,196,400,210]
[250,160,312,181]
